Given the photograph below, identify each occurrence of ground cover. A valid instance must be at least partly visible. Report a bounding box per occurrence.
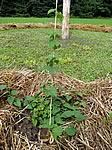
[0,28,112,82]
[0,17,112,26]
[0,70,112,150]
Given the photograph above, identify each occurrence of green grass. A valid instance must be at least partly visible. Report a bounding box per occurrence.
[0,17,112,26]
[0,28,112,82]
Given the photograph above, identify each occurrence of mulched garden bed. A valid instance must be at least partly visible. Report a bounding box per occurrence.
[0,23,112,32]
[0,69,112,150]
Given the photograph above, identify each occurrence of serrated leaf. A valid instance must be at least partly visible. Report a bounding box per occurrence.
[65,127,77,136]
[52,125,63,139]
[13,98,22,107]
[80,101,87,107]
[61,110,74,118]
[10,90,18,96]
[0,84,7,90]
[47,8,56,15]
[7,96,15,105]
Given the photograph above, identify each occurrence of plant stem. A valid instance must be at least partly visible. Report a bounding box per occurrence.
[54,0,58,33]
[49,96,52,125]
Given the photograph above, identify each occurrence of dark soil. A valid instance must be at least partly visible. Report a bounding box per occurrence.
[14,112,39,141]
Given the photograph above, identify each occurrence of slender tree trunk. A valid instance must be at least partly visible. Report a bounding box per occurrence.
[62,0,71,40]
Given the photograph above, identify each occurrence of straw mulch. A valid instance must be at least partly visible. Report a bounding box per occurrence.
[0,23,112,32]
[0,70,112,150]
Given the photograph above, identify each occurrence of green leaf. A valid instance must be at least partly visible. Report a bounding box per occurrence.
[32,113,38,126]
[63,102,74,110]
[53,106,60,115]
[61,110,74,118]
[80,101,87,107]
[43,66,56,74]
[74,111,86,121]
[56,12,63,22]
[64,94,72,102]
[109,112,112,121]
[7,96,15,105]
[74,101,80,105]
[47,8,56,15]
[13,98,22,107]
[32,117,38,127]
[0,84,7,90]
[44,86,57,97]
[52,125,63,139]
[24,96,35,106]
[65,127,77,136]
[55,114,64,124]
[54,100,61,107]
[76,92,83,98]
[49,40,61,50]
[10,90,18,96]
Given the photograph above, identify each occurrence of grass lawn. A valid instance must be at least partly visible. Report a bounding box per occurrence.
[0,28,112,82]
[0,17,112,26]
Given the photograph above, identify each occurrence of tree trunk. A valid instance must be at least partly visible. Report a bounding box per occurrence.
[62,0,71,40]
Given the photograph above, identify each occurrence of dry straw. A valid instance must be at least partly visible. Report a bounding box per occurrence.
[0,23,112,32]
[0,69,112,150]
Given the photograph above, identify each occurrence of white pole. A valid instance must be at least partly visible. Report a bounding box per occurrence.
[62,0,71,39]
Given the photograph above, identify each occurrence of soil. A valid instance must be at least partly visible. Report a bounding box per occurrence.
[14,111,39,141]
[0,23,112,32]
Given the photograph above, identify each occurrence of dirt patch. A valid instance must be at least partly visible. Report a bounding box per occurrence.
[0,69,112,150]
[0,23,112,32]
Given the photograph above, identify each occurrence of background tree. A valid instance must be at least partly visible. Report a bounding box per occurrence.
[0,0,112,17]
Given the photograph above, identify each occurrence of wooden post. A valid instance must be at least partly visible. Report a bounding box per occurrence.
[62,0,71,40]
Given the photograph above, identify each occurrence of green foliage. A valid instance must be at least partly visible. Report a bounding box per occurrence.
[43,54,60,74]
[0,0,112,17]
[52,125,63,139]
[23,95,50,126]
[47,9,56,15]
[0,84,7,90]
[7,90,22,107]
[65,127,77,136]
[56,12,63,22]
[3,82,86,140]
[43,86,57,97]
[109,112,112,121]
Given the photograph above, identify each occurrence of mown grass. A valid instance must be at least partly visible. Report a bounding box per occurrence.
[0,17,112,26]
[0,28,112,81]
